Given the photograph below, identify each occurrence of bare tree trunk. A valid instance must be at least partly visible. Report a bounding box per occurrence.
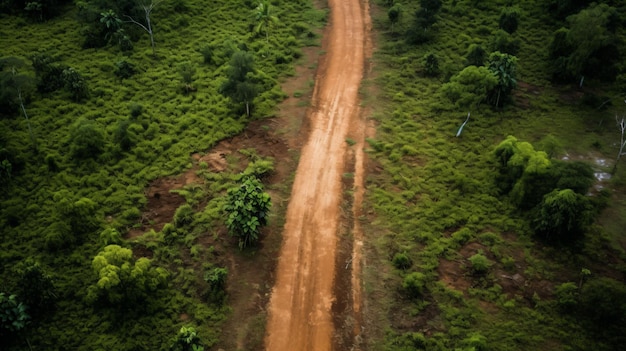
[125,0,161,57]
[18,88,36,150]
[614,115,626,174]
[246,101,250,117]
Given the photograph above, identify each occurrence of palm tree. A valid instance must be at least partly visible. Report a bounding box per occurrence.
[255,1,278,43]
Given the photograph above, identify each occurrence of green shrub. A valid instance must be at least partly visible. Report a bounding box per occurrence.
[62,67,89,101]
[465,44,486,67]
[0,293,29,339]
[489,29,520,56]
[555,282,578,310]
[70,119,106,159]
[468,252,491,275]
[499,7,520,34]
[579,277,626,329]
[402,272,426,297]
[392,252,412,270]
[422,52,439,77]
[114,60,136,79]
[174,204,195,227]
[531,189,593,243]
[100,228,123,246]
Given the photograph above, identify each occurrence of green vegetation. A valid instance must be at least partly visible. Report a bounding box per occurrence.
[364,0,626,350]
[0,0,326,349]
[224,176,271,250]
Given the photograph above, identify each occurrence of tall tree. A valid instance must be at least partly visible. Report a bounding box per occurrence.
[255,0,278,42]
[219,51,259,117]
[125,0,162,56]
[487,51,517,108]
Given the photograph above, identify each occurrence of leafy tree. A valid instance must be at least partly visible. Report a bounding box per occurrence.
[69,119,105,159]
[113,119,137,151]
[531,189,593,242]
[486,51,517,107]
[499,7,520,34]
[0,292,29,339]
[392,252,411,270]
[441,66,497,110]
[14,260,56,318]
[48,190,101,249]
[219,51,259,117]
[555,282,578,310]
[114,60,136,79]
[422,52,439,77]
[100,9,122,42]
[170,326,204,351]
[224,177,271,249]
[465,44,486,67]
[31,53,65,93]
[87,245,168,305]
[62,67,89,101]
[178,61,196,94]
[388,4,402,33]
[549,3,620,81]
[489,29,520,56]
[254,0,278,43]
[579,277,626,326]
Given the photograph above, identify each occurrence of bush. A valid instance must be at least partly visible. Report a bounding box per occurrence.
[69,119,106,159]
[422,53,439,77]
[224,177,271,249]
[499,7,520,34]
[468,252,491,275]
[0,293,29,340]
[555,282,578,310]
[402,272,426,297]
[465,44,486,67]
[174,204,195,227]
[489,29,520,56]
[31,53,66,93]
[392,252,412,270]
[531,189,593,243]
[580,277,626,327]
[114,60,136,79]
[62,68,89,101]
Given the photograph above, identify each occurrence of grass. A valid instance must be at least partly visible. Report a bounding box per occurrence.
[0,0,326,350]
[362,0,626,350]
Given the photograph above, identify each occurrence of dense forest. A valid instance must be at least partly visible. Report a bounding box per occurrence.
[1,0,626,350]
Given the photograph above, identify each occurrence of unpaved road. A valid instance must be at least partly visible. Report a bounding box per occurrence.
[264,0,370,350]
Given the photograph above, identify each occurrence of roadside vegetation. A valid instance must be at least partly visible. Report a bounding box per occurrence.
[363,0,626,350]
[0,0,326,350]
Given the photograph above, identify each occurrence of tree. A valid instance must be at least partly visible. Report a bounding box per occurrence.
[402,272,426,297]
[549,3,620,81]
[422,52,439,77]
[69,119,105,159]
[531,189,592,242]
[465,44,486,67]
[441,66,497,110]
[0,293,29,340]
[579,277,626,327]
[87,245,168,305]
[499,7,520,34]
[487,51,517,108]
[0,58,37,148]
[219,51,259,117]
[254,1,278,43]
[62,68,89,101]
[178,62,196,94]
[125,0,162,56]
[15,260,56,318]
[224,177,271,249]
[388,4,402,33]
[170,326,205,351]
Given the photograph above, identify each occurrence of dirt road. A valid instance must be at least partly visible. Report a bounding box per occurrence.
[264,0,370,350]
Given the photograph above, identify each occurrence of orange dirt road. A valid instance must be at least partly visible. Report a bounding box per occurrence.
[264,0,370,350]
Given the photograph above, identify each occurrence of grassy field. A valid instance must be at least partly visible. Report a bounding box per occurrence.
[361,0,626,350]
[0,1,326,350]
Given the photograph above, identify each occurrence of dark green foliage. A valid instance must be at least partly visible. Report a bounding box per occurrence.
[406,0,442,44]
[579,277,626,327]
[114,60,136,79]
[199,45,214,65]
[224,177,271,250]
[170,326,205,351]
[51,191,101,247]
[388,4,401,33]
[548,3,620,81]
[555,282,578,310]
[31,53,65,93]
[392,252,412,270]
[69,119,106,159]
[465,44,486,67]
[498,7,520,34]
[422,52,439,77]
[402,272,426,297]
[219,51,260,117]
[552,160,594,194]
[0,293,29,339]
[531,189,593,242]
[441,65,497,110]
[0,59,35,117]
[178,62,196,94]
[62,67,89,101]
[548,0,595,19]
[129,102,143,118]
[489,29,520,56]
[468,252,491,274]
[113,119,136,151]
[14,260,56,318]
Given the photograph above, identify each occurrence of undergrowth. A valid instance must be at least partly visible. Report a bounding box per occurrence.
[0,0,325,350]
[364,0,626,350]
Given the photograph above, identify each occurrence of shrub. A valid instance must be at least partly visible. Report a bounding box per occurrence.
[0,293,29,339]
[100,228,123,246]
[129,102,143,118]
[174,204,195,227]
[62,67,89,101]
[392,252,412,270]
[114,60,136,79]
[169,326,204,351]
[224,177,271,249]
[402,272,426,297]
[531,189,593,243]
[31,53,66,93]
[422,53,439,77]
[465,44,486,67]
[489,29,520,56]
[468,252,491,275]
[204,267,228,292]
[14,260,56,318]
[69,119,106,159]
[114,119,137,151]
[555,282,578,310]
[579,277,626,327]
[499,7,520,34]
